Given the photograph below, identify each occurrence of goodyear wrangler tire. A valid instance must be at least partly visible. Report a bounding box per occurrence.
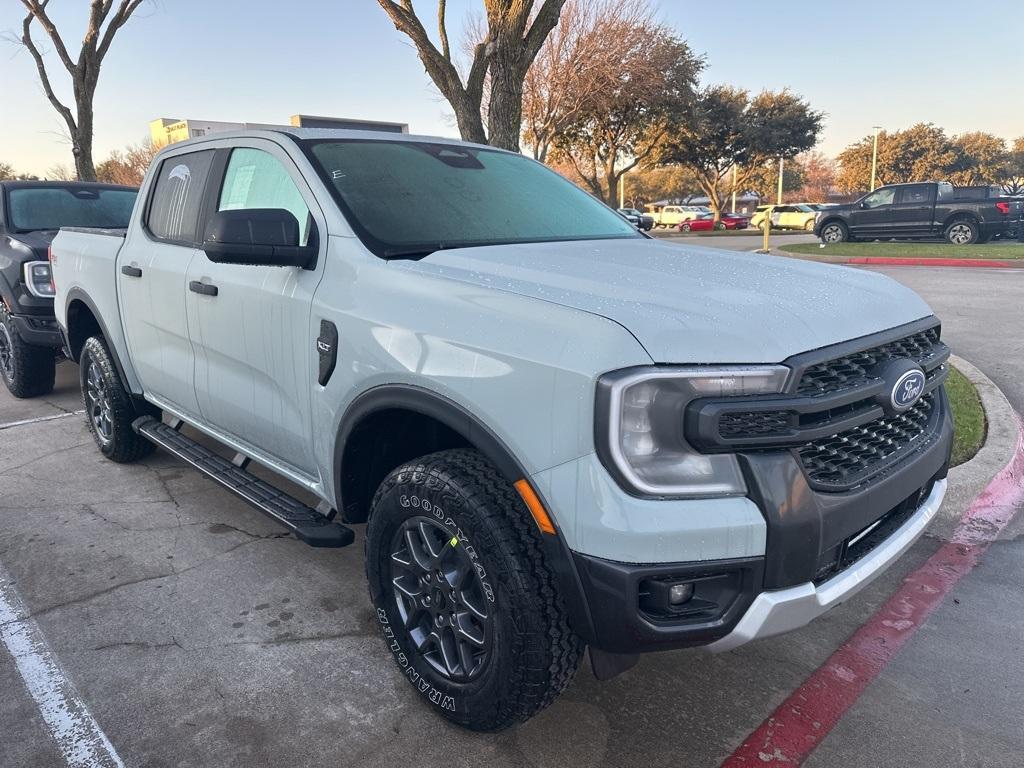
[366,449,582,731]
[80,336,156,463]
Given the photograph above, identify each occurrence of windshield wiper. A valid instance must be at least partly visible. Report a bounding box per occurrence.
[382,243,460,260]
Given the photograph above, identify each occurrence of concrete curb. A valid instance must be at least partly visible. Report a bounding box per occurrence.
[847,257,1018,268]
[930,354,1022,538]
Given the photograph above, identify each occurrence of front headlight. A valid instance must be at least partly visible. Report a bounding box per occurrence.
[23,261,55,298]
[597,366,789,498]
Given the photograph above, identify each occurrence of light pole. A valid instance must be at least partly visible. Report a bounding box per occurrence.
[777,157,784,205]
[731,164,738,213]
[870,126,882,191]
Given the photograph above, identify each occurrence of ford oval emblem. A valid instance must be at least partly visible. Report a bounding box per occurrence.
[891,369,926,411]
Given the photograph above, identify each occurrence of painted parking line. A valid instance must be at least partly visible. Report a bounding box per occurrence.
[0,410,84,431]
[722,413,1024,767]
[0,561,125,768]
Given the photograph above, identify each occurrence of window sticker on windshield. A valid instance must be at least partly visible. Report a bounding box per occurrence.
[222,164,256,210]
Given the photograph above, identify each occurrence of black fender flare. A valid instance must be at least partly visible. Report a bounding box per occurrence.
[334,383,598,644]
[63,287,133,391]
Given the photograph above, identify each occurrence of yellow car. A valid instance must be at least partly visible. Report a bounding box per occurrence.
[750,204,819,231]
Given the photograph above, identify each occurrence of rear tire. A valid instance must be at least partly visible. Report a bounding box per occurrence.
[804,220,816,231]
[945,219,979,245]
[366,449,582,731]
[0,305,55,399]
[79,336,156,463]
[680,223,691,232]
[819,220,848,243]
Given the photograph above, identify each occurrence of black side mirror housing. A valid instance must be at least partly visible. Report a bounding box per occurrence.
[202,208,316,269]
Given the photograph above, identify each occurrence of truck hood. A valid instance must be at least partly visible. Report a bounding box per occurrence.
[395,238,934,363]
[5,230,57,260]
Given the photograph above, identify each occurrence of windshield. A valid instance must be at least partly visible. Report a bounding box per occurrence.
[6,186,137,232]
[305,139,639,258]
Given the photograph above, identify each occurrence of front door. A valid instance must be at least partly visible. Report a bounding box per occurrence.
[118,149,216,416]
[848,187,897,237]
[185,143,325,475]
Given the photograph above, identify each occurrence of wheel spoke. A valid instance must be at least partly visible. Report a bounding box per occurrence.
[456,636,476,675]
[437,629,460,676]
[454,613,486,647]
[404,527,432,571]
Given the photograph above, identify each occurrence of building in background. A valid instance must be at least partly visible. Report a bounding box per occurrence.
[149,114,409,147]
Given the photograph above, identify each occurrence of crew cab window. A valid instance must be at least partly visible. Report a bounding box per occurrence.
[897,185,931,205]
[218,148,311,246]
[861,189,895,208]
[146,150,215,243]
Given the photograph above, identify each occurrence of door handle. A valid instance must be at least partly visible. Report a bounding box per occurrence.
[120,265,142,278]
[189,280,218,297]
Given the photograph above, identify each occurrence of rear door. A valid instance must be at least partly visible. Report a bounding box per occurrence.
[890,184,935,236]
[185,141,326,475]
[118,149,215,416]
[848,187,897,237]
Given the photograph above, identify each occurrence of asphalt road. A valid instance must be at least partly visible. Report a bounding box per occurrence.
[1,261,1021,768]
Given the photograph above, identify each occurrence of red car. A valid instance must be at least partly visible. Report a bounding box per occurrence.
[677,213,749,232]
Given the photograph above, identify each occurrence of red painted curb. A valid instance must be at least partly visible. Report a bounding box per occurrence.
[847,257,1016,268]
[722,413,1024,767]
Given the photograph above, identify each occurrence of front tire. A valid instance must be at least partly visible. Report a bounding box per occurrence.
[79,336,156,463]
[819,220,849,243]
[945,219,979,245]
[366,449,582,731]
[0,306,56,399]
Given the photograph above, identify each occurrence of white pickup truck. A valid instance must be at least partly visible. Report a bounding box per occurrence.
[51,129,952,731]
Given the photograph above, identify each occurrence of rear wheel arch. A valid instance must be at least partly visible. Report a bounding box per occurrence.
[63,289,134,392]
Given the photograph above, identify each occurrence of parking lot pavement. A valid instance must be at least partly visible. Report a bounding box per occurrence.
[1,267,1022,768]
[652,230,814,252]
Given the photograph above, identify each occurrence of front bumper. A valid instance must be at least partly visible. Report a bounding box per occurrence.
[707,477,946,652]
[9,313,62,349]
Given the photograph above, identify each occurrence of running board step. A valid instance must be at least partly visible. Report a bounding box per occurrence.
[132,416,354,548]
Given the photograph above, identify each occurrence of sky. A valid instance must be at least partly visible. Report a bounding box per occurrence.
[1,0,1021,176]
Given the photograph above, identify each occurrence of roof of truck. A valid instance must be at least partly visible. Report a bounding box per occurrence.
[157,127,506,155]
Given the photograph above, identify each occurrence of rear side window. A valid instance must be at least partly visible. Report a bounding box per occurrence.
[146,150,215,243]
[897,185,931,204]
[218,148,312,246]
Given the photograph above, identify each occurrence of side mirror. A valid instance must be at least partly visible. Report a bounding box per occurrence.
[860,201,869,209]
[202,208,316,269]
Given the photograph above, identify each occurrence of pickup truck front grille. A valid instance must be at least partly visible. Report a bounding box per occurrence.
[796,327,942,396]
[686,320,950,492]
[797,393,938,489]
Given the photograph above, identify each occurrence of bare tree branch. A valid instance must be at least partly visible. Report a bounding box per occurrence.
[17,0,147,179]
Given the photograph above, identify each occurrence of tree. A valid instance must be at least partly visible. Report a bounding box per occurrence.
[835,123,959,193]
[95,140,159,186]
[621,166,703,208]
[1003,137,1024,195]
[790,151,836,202]
[46,163,76,181]
[655,87,823,220]
[376,0,566,150]
[18,0,147,181]
[949,132,1007,186]
[522,0,650,162]
[0,162,15,181]
[549,28,702,205]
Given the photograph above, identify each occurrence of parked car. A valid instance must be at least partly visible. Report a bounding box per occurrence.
[647,204,706,227]
[53,129,952,732]
[0,180,137,397]
[676,213,748,232]
[617,207,654,231]
[720,212,750,229]
[815,182,1023,244]
[751,204,818,231]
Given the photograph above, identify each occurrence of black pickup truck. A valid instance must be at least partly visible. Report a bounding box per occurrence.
[0,181,137,397]
[815,181,1022,245]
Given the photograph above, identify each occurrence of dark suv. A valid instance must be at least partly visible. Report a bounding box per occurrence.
[0,181,137,397]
